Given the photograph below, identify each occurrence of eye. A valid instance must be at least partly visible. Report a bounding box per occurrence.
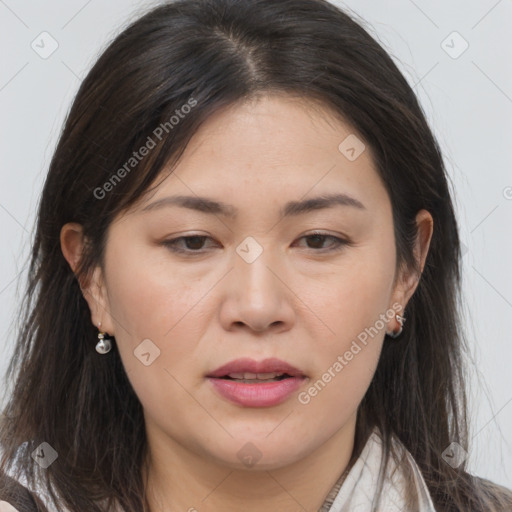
[161,232,350,255]
[293,231,349,252]
[162,235,215,254]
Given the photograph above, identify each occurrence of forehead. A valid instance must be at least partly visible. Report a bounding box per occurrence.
[131,94,389,217]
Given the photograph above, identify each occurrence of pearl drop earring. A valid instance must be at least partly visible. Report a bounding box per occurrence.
[95,321,112,354]
[386,313,406,339]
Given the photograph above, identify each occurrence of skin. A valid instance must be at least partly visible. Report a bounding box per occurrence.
[61,94,433,512]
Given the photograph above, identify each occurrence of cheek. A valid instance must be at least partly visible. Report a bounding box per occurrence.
[295,340,381,450]
[295,237,395,414]
[103,243,212,385]
[105,240,205,337]
[303,237,396,348]
[103,252,208,429]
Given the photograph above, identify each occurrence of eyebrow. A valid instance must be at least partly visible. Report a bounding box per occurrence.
[140,192,366,218]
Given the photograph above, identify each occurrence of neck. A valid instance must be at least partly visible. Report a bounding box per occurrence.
[142,415,356,512]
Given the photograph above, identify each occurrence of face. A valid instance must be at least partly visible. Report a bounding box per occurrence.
[70,94,430,472]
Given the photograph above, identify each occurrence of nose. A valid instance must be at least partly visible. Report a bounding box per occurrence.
[218,246,296,334]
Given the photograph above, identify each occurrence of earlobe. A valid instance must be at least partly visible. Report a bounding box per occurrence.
[80,263,116,337]
[385,312,406,339]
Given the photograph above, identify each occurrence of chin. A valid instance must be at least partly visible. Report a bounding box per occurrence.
[207,436,311,471]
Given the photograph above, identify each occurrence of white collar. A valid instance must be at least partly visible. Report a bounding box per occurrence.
[326,428,436,512]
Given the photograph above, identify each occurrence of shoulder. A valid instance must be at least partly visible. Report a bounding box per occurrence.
[0,501,20,512]
[0,470,48,512]
[472,475,512,510]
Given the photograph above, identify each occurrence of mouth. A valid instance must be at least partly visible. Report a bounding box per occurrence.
[216,371,295,383]
[206,358,308,407]
[207,357,306,379]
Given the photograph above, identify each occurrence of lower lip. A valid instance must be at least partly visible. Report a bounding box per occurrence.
[208,377,306,407]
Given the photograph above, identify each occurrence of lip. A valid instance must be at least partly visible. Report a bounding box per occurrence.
[207,357,306,378]
[206,357,307,408]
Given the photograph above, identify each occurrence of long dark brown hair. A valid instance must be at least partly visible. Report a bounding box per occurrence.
[1,0,511,510]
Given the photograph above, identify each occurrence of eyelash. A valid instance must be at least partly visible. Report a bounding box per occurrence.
[161,231,350,255]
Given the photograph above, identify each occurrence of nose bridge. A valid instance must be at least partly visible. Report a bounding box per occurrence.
[220,234,294,332]
[234,234,281,302]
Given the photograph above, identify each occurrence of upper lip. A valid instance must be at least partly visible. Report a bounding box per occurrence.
[207,357,306,378]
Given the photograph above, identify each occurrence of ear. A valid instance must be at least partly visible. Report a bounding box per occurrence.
[60,222,115,336]
[390,209,434,314]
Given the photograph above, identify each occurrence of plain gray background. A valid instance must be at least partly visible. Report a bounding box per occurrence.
[1,0,511,488]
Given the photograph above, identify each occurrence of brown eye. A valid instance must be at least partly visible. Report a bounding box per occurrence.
[182,236,208,250]
[162,235,216,254]
[295,232,349,252]
[162,232,350,255]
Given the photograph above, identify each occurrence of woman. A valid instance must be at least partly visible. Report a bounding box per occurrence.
[1,0,511,510]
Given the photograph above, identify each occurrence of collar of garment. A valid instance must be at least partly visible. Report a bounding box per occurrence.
[319,427,436,512]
